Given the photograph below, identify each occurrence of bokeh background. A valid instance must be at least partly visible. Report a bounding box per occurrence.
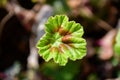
[0,0,120,80]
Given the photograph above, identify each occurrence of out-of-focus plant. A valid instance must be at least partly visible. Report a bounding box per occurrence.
[87,73,98,80]
[114,28,120,56]
[40,60,81,80]
[36,15,86,66]
[98,30,116,60]
[53,0,66,14]
[111,28,120,66]
[0,0,7,7]
[90,0,107,9]
[31,0,46,3]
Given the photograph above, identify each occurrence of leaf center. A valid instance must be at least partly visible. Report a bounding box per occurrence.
[51,32,62,47]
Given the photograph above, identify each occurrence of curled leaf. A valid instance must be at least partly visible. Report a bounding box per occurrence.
[36,15,86,66]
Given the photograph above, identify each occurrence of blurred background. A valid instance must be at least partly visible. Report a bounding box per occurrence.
[0,0,120,80]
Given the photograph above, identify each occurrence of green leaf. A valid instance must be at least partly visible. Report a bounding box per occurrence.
[36,15,86,66]
[114,28,120,56]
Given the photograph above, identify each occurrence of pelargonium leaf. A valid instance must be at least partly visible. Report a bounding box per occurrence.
[36,15,86,66]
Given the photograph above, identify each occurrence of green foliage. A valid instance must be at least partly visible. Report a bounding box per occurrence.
[0,0,7,7]
[40,60,81,80]
[114,28,120,56]
[53,0,69,14]
[36,15,86,66]
[87,73,98,80]
[31,0,38,3]
[111,58,119,67]
[90,0,105,8]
